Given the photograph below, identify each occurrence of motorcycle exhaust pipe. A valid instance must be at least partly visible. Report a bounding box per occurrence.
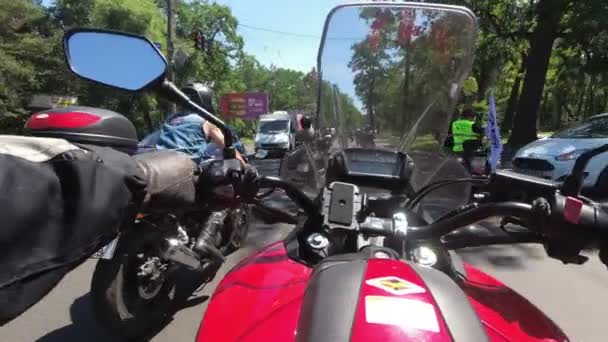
[160,238,202,270]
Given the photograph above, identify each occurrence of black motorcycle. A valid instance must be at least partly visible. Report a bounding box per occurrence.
[355,127,376,148]
[461,140,490,176]
[25,57,250,342]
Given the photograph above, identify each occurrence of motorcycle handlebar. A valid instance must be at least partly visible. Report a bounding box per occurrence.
[258,176,317,216]
[254,174,608,253]
[359,202,536,242]
[407,202,535,240]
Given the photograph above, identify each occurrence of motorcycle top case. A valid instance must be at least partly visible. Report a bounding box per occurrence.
[25,106,139,155]
[198,242,567,342]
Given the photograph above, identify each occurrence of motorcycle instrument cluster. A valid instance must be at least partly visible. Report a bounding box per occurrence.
[326,148,415,193]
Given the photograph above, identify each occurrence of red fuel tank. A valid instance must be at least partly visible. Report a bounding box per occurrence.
[197,242,567,342]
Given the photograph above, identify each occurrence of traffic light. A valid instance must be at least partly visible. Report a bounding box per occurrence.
[193,31,204,51]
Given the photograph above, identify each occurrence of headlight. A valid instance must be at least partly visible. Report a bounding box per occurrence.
[412,246,438,267]
[555,149,590,161]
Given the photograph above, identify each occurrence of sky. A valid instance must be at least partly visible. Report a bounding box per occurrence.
[214,0,349,72]
[217,0,368,109]
[41,0,351,72]
[40,0,365,105]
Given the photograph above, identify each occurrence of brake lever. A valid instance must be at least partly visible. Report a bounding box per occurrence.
[255,188,276,200]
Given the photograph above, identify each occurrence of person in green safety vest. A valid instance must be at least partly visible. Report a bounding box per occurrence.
[449,108,483,155]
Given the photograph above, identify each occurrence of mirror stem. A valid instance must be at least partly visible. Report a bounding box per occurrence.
[159,79,234,148]
[562,143,608,196]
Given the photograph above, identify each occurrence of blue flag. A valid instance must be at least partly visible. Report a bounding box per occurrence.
[485,94,502,173]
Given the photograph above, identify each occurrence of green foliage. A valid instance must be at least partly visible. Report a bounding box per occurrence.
[345,6,475,144]
[2,0,608,143]
[462,77,479,97]
[92,0,165,40]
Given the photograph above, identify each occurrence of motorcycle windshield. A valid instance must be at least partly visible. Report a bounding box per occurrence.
[283,3,478,220]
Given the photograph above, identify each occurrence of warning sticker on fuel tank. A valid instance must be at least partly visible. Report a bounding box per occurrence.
[365,295,439,332]
[365,276,426,296]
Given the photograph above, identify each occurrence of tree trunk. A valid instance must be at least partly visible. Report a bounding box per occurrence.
[539,90,550,129]
[585,81,596,117]
[401,41,412,132]
[476,69,488,103]
[575,74,588,122]
[501,57,526,134]
[142,111,154,132]
[368,71,376,129]
[552,91,562,130]
[508,0,568,147]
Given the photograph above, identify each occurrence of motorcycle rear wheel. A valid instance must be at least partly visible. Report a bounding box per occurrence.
[90,231,176,339]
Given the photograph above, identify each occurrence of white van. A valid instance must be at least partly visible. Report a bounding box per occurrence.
[254,112,296,157]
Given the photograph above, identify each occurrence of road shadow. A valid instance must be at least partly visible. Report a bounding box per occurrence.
[457,243,544,269]
[37,294,119,342]
[38,269,211,342]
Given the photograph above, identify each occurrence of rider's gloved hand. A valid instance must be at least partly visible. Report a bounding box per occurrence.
[240,163,259,202]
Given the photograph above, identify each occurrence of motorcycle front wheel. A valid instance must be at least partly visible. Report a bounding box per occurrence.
[90,229,176,339]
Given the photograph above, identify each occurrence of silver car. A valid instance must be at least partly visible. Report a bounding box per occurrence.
[512,113,608,192]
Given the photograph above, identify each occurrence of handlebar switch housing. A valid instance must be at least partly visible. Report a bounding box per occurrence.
[539,194,606,264]
[487,170,558,203]
[197,158,243,206]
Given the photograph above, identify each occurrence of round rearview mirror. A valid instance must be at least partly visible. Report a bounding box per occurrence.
[64,29,167,91]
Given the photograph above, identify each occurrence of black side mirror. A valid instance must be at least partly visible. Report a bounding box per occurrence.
[64,29,167,91]
[63,28,236,154]
[562,144,608,196]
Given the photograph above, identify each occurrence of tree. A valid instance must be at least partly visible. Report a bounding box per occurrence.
[508,0,569,146]
[174,1,243,85]
[0,0,65,133]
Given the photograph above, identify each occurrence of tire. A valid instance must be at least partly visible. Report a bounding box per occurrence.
[90,232,176,339]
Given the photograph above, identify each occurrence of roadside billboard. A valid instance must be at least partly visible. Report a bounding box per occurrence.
[220,92,269,119]
[28,94,78,111]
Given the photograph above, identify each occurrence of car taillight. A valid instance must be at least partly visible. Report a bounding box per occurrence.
[25,112,101,130]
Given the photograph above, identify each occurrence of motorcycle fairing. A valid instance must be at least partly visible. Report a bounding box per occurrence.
[198,243,487,341]
[299,254,486,342]
[461,264,568,342]
[199,241,569,342]
[196,242,312,342]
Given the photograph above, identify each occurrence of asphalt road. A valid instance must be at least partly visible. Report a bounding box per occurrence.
[5,221,608,342]
[4,157,608,341]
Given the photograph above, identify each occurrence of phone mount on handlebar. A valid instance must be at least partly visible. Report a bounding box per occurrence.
[320,181,403,239]
[321,182,365,231]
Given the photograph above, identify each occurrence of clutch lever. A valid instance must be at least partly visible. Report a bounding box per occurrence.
[500,216,528,232]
